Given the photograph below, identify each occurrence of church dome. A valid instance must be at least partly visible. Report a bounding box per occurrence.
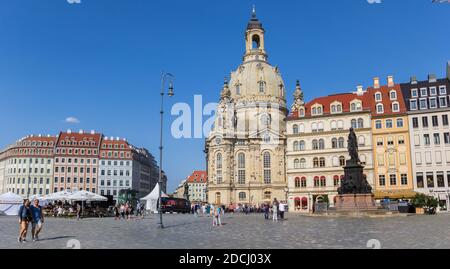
[228,61,286,101]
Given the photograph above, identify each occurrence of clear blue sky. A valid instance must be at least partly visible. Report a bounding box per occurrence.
[0,0,449,192]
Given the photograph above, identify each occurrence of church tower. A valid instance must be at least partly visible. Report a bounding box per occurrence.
[206,8,288,207]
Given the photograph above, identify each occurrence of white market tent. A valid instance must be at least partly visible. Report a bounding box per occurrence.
[69,191,107,202]
[141,184,168,212]
[0,192,24,216]
[41,190,73,201]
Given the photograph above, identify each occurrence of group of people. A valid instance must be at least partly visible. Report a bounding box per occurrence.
[18,199,44,243]
[190,203,224,227]
[113,201,145,220]
[262,198,287,222]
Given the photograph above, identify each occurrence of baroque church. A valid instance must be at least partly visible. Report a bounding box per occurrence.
[206,9,294,206]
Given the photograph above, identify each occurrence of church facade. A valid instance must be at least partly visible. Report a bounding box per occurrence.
[205,10,289,206]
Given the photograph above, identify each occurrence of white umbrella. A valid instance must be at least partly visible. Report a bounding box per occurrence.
[42,190,73,201]
[69,190,107,202]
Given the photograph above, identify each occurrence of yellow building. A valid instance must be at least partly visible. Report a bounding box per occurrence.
[367,77,415,200]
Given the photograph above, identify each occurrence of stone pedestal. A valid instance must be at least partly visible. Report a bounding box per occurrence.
[335,194,378,212]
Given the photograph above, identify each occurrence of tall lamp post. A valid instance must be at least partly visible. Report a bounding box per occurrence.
[158,72,174,229]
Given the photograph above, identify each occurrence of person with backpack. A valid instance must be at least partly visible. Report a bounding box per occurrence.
[18,199,32,243]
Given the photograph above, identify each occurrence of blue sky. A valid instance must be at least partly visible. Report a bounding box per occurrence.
[0,0,449,192]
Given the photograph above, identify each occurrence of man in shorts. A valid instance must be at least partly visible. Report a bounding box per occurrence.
[30,199,45,242]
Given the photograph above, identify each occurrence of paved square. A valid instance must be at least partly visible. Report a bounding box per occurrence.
[1,213,450,249]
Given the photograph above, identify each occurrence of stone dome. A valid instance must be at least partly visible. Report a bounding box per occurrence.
[228,61,286,102]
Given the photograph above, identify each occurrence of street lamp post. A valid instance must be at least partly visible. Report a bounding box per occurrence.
[157,72,174,229]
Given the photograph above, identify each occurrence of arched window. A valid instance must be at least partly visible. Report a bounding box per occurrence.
[314,176,320,187]
[339,156,346,166]
[331,105,336,113]
[320,176,327,187]
[252,34,260,49]
[397,118,404,128]
[300,158,306,169]
[351,103,356,111]
[376,104,384,114]
[358,136,366,146]
[299,140,306,151]
[299,124,305,133]
[319,139,325,150]
[390,90,397,100]
[375,92,382,102]
[351,119,357,129]
[333,175,340,187]
[312,140,319,150]
[331,121,337,130]
[312,122,318,132]
[237,153,246,184]
[259,81,266,93]
[294,159,300,169]
[319,157,326,167]
[358,118,364,128]
[293,124,299,134]
[263,152,271,184]
[332,156,339,167]
[295,177,301,188]
[239,192,247,201]
[332,138,338,149]
[301,177,307,188]
[318,122,324,132]
[392,102,400,112]
[216,153,223,184]
[313,158,319,168]
[338,137,345,148]
[337,120,344,130]
[337,104,342,112]
[293,141,299,151]
[299,109,305,117]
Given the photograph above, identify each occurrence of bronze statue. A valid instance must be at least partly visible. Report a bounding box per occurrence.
[347,128,360,164]
[183,181,190,201]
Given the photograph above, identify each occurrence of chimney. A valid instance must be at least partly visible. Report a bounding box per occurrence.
[90,130,95,135]
[104,137,108,141]
[79,130,84,134]
[67,129,72,134]
[38,134,42,137]
[410,76,417,85]
[387,75,394,87]
[373,77,380,89]
[428,74,437,83]
[116,137,120,141]
[356,85,364,96]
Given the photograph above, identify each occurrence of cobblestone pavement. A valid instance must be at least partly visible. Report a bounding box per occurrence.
[1,213,450,249]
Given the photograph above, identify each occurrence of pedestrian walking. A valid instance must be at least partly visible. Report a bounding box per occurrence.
[30,199,44,242]
[18,199,32,243]
[76,203,82,221]
[264,204,270,220]
[114,206,120,220]
[272,200,278,222]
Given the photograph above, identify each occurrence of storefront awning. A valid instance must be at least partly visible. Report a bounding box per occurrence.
[374,190,418,200]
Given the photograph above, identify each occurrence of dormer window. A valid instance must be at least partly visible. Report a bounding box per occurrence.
[439,86,447,95]
[430,87,437,96]
[299,108,305,117]
[330,102,342,114]
[312,105,323,116]
[411,89,418,98]
[350,100,362,112]
[375,92,382,102]
[390,90,397,100]
[392,102,400,112]
[420,88,428,97]
[259,81,266,93]
[376,104,384,114]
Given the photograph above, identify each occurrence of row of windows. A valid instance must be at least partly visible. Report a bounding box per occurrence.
[376,136,406,147]
[55,158,97,165]
[416,171,450,189]
[412,115,449,129]
[374,90,398,102]
[7,168,51,174]
[55,148,98,155]
[101,151,131,159]
[60,140,97,146]
[8,188,50,196]
[410,96,448,110]
[55,187,96,193]
[8,158,52,165]
[291,136,365,151]
[378,174,408,186]
[292,119,365,134]
[10,149,53,156]
[308,101,363,117]
[100,170,131,177]
[375,102,401,114]
[16,141,55,147]
[413,133,450,147]
[55,167,97,174]
[375,118,404,129]
[7,177,50,185]
[100,160,131,166]
[100,179,130,187]
[414,151,450,166]
[410,86,447,98]
[215,152,272,184]
[101,143,126,149]
[292,155,367,169]
[54,177,96,184]
[293,176,343,188]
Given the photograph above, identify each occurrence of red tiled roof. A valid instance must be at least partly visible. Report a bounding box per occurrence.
[56,132,102,148]
[365,84,407,116]
[187,170,208,183]
[288,92,370,119]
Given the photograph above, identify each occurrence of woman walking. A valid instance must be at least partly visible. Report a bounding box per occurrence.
[18,199,32,243]
[272,199,279,222]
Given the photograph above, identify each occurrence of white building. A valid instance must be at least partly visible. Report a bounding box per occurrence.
[0,150,8,194]
[401,66,450,211]
[4,135,56,198]
[187,171,208,203]
[286,85,374,213]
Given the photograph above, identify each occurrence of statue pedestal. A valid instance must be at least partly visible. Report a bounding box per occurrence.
[335,194,378,212]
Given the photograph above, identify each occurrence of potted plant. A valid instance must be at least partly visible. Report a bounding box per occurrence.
[425,196,439,215]
[411,194,427,214]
